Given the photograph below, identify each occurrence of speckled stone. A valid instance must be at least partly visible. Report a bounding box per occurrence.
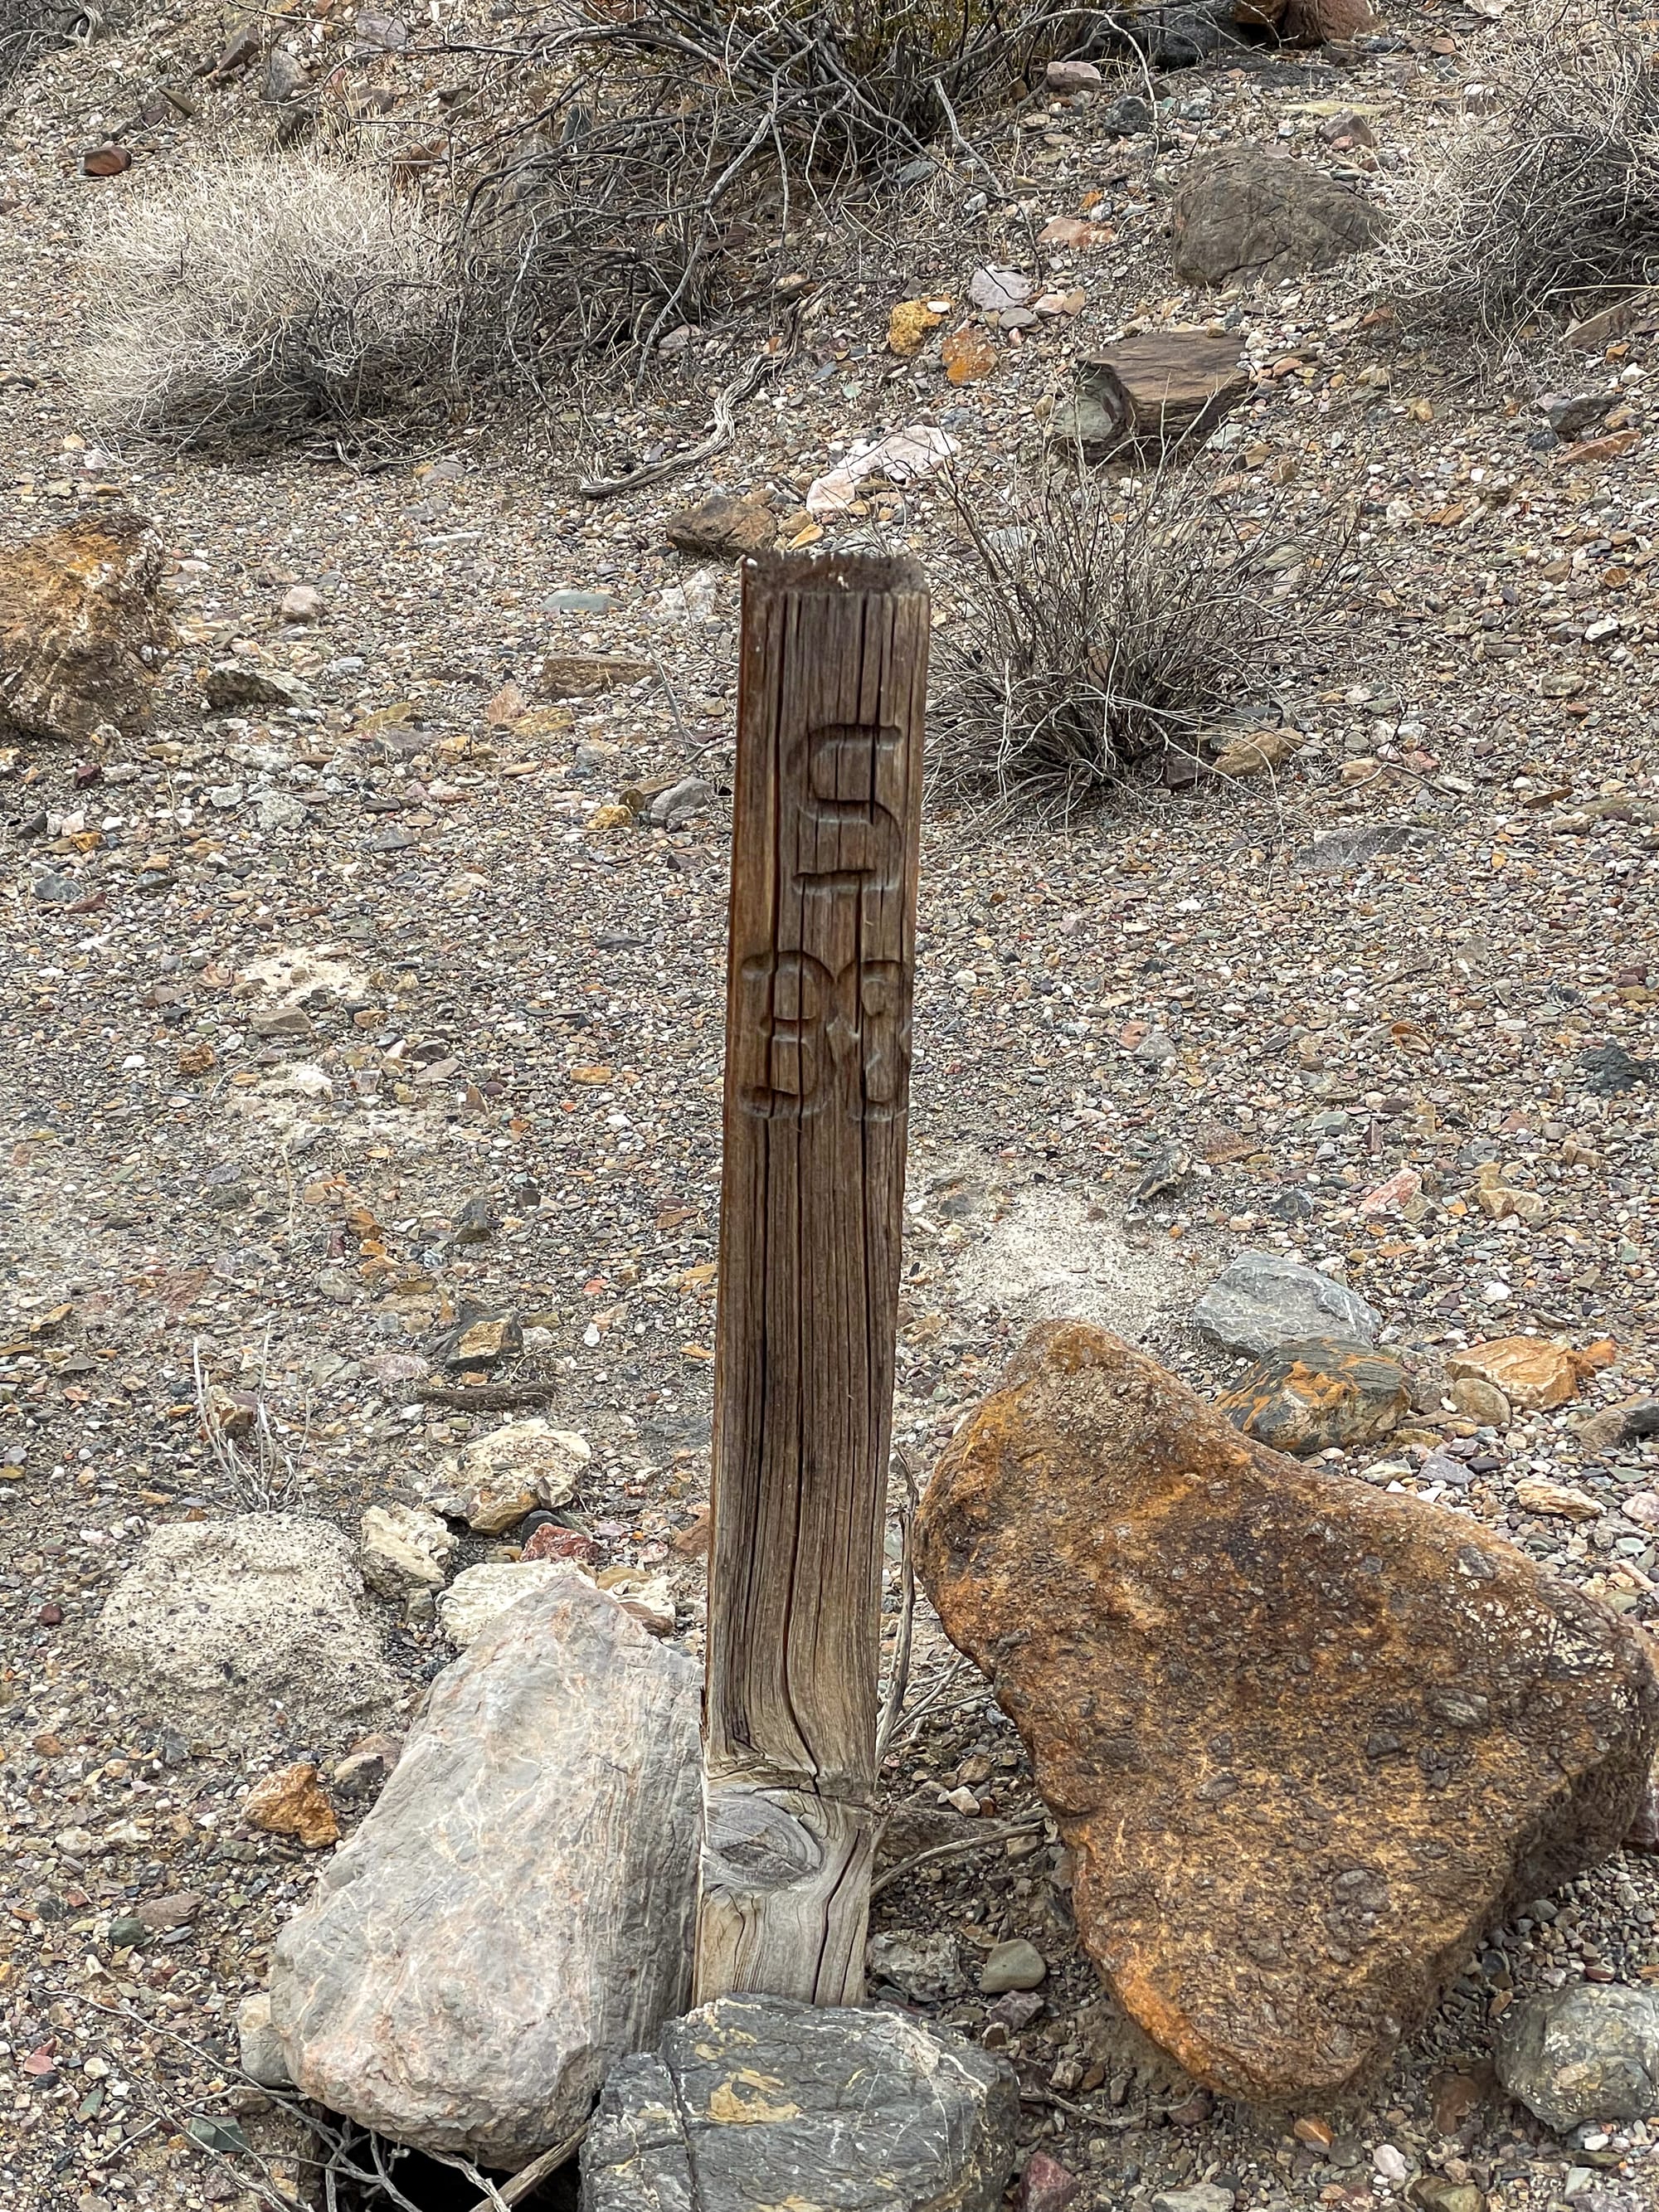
[917,1321,1659,2104]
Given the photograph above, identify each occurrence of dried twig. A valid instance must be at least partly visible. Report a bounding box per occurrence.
[578,349,776,498]
[462,2127,589,2210]
[869,1809,1048,1901]
[876,1448,919,1763]
[416,1378,562,1410]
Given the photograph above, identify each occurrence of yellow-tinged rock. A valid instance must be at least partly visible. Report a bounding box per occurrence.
[1515,1478,1602,1523]
[1447,1337,1616,1413]
[245,1762,338,1849]
[1214,727,1304,777]
[888,299,946,357]
[941,329,998,385]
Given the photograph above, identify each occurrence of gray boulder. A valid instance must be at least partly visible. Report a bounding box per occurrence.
[580,1995,1018,2211]
[1194,1252,1379,1359]
[1172,148,1384,286]
[867,1929,966,2004]
[99,1514,397,1737]
[270,1578,701,2169]
[1496,1983,1659,2131]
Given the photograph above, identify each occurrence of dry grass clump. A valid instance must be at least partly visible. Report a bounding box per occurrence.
[78,150,454,443]
[928,462,1355,818]
[1382,32,1659,334]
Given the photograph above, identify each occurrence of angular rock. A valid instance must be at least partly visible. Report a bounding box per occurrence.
[199,661,311,711]
[1283,0,1374,37]
[1056,335,1248,460]
[665,495,776,559]
[1576,1398,1659,1454]
[1194,1251,1379,1358]
[539,652,654,700]
[867,1929,966,2004]
[1171,149,1384,286]
[1016,2154,1082,2211]
[270,1578,700,2167]
[580,1995,1019,2211]
[915,1321,1659,2103]
[238,1993,294,2090]
[440,1558,593,1647]
[1216,1336,1408,1455]
[100,1514,397,1736]
[244,1762,338,1849]
[1155,2190,1236,2212]
[0,509,172,742]
[459,1417,589,1532]
[1447,1336,1613,1413]
[358,1502,458,1597]
[1495,1984,1659,2130]
[435,1307,523,1372]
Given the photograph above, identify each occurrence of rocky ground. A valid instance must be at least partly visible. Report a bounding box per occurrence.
[2,0,1659,2208]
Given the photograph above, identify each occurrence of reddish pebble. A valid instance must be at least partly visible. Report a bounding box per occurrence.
[37,1604,62,1626]
[522,1524,601,1568]
[1016,2152,1082,2211]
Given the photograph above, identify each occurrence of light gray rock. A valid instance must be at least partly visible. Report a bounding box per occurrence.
[358,1503,457,1598]
[1496,1983,1659,2131]
[237,1994,294,2089]
[1154,2188,1236,2212]
[1194,1251,1380,1359]
[978,1937,1046,1995]
[867,1929,966,2005]
[580,1996,1019,2212]
[459,1416,589,1532]
[200,661,312,711]
[99,1514,397,1736]
[270,1578,700,2168]
[438,1558,594,1648]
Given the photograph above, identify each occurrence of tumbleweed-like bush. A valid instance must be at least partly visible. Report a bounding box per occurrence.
[78,150,455,443]
[1381,31,1659,335]
[928,460,1355,818]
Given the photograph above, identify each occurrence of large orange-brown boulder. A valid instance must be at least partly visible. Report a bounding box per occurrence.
[916,1321,1659,2104]
[0,508,172,741]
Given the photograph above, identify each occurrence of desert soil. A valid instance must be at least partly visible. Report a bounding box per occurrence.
[1,2,1657,2209]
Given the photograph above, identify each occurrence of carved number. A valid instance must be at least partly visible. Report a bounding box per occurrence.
[737,722,909,1121]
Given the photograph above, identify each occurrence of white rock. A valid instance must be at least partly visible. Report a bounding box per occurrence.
[439,1559,591,1648]
[270,1577,701,2168]
[358,1504,458,1598]
[100,1514,397,1735]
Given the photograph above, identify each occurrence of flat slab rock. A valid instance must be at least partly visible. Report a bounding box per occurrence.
[270,1577,701,2167]
[916,1321,1659,2103]
[579,1995,1018,2211]
[0,507,173,741]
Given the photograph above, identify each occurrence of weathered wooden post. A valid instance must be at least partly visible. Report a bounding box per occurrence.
[693,552,930,2006]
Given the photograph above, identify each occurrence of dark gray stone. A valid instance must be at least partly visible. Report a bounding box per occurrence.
[580,1996,1019,2211]
[1172,148,1384,286]
[1496,1984,1659,2130]
[1580,1041,1649,1096]
[1194,1251,1379,1359]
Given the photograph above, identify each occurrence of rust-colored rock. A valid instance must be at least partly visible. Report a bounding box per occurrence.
[1216,1334,1407,1455]
[1283,0,1375,40]
[916,1321,1659,2104]
[244,1762,340,1850]
[664,494,776,559]
[0,509,172,742]
[1447,1335,1615,1413]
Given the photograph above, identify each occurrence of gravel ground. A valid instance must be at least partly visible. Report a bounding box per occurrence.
[2,1,1657,2208]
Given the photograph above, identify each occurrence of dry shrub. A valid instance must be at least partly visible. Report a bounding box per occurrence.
[1382,32,1659,335]
[78,150,454,443]
[450,0,1087,369]
[929,461,1355,818]
[0,0,95,89]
